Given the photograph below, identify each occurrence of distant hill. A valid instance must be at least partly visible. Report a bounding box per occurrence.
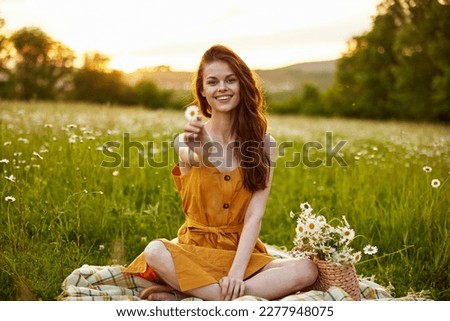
[255,60,336,92]
[124,60,336,93]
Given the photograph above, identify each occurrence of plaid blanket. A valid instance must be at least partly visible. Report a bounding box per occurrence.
[58,246,430,301]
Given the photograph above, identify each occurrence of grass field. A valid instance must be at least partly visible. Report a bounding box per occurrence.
[0,101,449,300]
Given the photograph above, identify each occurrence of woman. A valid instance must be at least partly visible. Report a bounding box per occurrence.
[125,45,318,300]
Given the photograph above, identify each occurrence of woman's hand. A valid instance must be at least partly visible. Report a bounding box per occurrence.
[219,276,245,301]
[182,118,213,167]
[183,118,210,146]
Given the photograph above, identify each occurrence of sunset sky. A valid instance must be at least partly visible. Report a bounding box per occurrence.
[1,0,381,72]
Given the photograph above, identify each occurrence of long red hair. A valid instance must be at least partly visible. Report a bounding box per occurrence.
[192,44,270,192]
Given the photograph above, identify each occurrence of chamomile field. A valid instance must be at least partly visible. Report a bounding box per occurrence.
[0,101,449,300]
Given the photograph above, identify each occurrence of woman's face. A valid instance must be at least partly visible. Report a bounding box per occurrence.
[201,60,240,115]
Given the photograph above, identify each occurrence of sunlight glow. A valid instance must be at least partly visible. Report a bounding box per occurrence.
[1,0,380,72]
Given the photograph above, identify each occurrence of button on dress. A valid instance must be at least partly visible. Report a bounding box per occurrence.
[124,165,274,292]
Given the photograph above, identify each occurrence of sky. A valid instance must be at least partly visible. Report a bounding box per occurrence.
[0,0,381,72]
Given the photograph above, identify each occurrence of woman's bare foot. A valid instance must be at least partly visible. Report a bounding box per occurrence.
[140,284,186,301]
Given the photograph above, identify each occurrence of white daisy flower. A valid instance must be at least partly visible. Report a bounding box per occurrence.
[422,166,432,172]
[299,202,312,213]
[305,218,320,234]
[363,244,378,255]
[431,179,440,188]
[5,196,16,202]
[339,227,355,242]
[185,105,199,122]
[0,159,10,164]
[98,244,105,251]
[319,245,336,254]
[296,223,305,236]
[32,152,43,160]
[316,215,327,227]
[332,252,349,265]
[68,135,77,144]
[112,170,119,177]
[351,251,362,264]
[5,175,16,182]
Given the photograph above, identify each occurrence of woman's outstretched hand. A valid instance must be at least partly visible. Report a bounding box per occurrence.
[182,118,213,167]
[219,276,245,301]
[183,118,210,146]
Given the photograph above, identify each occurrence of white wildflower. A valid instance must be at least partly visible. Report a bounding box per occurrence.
[32,152,43,160]
[304,218,320,234]
[112,170,119,177]
[351,251,362,264]
[363,244,378,255]
[98,244,105,251]
[339,226,355,242]
[422,166,432,172]
[5,175,16,182]
[68,135,77,144]
[185,105,199,122]
[4,141,12,146]
[0,159,9,164]
[299,202,312,214]
[431,179,440,188]
[296,222,305,236]
[316,215,327,227]
[4,196,16,202]
[319,245,336,255]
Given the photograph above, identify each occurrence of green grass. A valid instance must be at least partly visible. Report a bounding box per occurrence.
[0,101,449,300]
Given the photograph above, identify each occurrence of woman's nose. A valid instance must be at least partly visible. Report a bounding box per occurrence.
[218,81,228,91]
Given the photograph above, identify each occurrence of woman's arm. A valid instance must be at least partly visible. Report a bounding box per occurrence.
[174,120,213,171]
[220,135,277,300]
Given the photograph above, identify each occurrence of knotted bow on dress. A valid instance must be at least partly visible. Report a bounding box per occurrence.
[186,217,242,237]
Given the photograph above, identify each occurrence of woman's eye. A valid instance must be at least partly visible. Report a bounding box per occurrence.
[227,78,236,83]
[207,81,217,86]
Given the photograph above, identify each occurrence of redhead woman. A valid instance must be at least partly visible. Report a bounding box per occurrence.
[124,44,318,301]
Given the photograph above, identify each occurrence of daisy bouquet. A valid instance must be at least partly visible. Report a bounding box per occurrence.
[290,202,377,266]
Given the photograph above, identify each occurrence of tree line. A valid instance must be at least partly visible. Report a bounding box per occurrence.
[270,0,449,122]
[0,18,177,108]
[1,0,449,121]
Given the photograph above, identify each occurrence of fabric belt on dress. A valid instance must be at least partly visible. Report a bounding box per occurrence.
[186,218,242,235]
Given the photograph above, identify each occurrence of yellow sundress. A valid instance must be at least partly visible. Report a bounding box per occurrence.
[124,165,274,292]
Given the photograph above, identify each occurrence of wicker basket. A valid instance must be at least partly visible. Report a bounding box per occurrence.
[311,258,361,301]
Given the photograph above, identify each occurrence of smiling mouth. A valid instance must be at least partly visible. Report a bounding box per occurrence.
[216,95,232,101]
